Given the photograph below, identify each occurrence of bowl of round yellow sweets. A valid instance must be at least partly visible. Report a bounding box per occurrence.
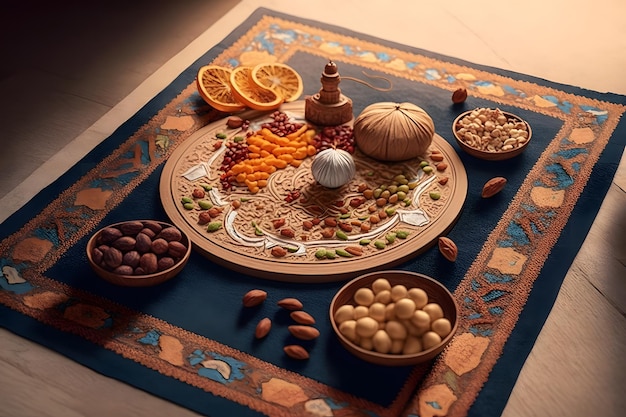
[329,270,458,366]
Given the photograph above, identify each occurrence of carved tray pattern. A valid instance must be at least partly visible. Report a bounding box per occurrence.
[160,102,467,281]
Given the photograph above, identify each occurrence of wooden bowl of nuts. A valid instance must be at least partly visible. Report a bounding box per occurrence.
[452,108,532,160]
[86,220,191,287]
[329,270,458,366]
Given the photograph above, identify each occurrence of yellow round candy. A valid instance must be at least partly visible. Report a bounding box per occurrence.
[423,302,444,321]
[407,287,428,309]
[432,317,452,338]
[385,320,408,340]
[384,303,397,321]
[354,305,369,319]
[354,287,375,306]
[390,284,408,301]
[390,338,404,354]
[334,304,355,324]
[339,319,358,343]
[372,329,392,353]
[371,278,391,294]
[368,302,387,322]
[422,331,442,350]
[394,298,416,320]
[410,309,431,331]
[402,335,423,354]
[402,319,424,337]
[356,316,379,338]
[359,337,374,351]
[374,289,392,304]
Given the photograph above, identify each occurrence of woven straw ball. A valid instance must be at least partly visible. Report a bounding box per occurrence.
[354,102,435,161]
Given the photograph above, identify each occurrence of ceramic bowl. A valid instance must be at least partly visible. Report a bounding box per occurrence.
[86,220,191,287]
[452,108,532,160]
[329,270,458,366]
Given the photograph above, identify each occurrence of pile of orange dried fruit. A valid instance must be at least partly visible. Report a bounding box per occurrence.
[229,125,317,193]
[196,63,303,112]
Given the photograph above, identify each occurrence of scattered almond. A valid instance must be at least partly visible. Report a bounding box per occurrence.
[482,176,507,198]
[284,345,309,360]
[242,289,267,307]
[288,325,320,340]
[290,311,316,325]
[255,317,272,339]
[277,297,303,310]
[438,236,458,262]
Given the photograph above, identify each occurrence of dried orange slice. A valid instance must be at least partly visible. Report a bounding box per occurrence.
[229,66,284,112]
[251,63,303,102]
[196,65,246,113]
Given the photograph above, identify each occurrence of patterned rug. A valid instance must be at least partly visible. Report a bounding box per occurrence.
[1,8,625,417]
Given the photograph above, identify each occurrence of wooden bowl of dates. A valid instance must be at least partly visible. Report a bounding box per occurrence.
[86,220,191,287]
[452,107,532,160]
[329,270,458,366]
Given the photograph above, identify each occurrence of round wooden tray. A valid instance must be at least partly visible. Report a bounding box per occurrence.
[160,101,467,282]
